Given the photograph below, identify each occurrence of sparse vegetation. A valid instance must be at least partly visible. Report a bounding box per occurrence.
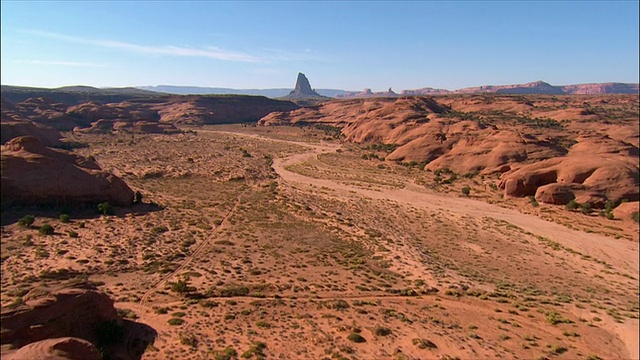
[347,333,366,343]
[97,202,113,215]
[18,215,35,227]
[38,223,54,235]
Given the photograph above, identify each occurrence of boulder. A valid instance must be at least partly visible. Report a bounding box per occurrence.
[535,183,578,205]
[612,201,640,221]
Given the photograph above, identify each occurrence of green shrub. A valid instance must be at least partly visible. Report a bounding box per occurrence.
[412,338,437,349]
[545,311,573,325]
[347,333,366,343]
[168,318,184,326]
[97,202,113,215]
[565,200,579,210]
[374,326,392,336]
[39,224,54,235]
[461,185,471,197]
[255,321,271,329]
[68,230,79,238]
[18,215,35,227]
[59,214,70,223]
[179,333,198,347]
[604,200,617,213]
[241,341,266,359]
[632,212,639,223]
[214,347,238,360]
[528,196,539,207]
[171,279,191,294]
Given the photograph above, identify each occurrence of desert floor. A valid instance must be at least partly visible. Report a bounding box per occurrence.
[2,124,638,360]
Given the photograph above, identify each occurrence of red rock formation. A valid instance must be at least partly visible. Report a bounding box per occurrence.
[1,119,63,147]
[154,95,298,125]
[1,288,119,350]
[612,201,640,221]
[1,136,134,206]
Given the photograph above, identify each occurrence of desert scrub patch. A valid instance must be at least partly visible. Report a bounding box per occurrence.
[39,224,54,235]
[18,215,35,227]
[545,311,574,325]
[213,346,238,360]
[373,326,392,336]
[208,284,250,297]
[255,321,271,329]
[151,225,169,234]
[241,341,267,359]
[167,318,185,326]
[179,333,198,348]
[347,333,366,343]
[547,344,568,355]
[412,338,437,349]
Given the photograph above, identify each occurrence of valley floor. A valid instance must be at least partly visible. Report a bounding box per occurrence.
[2,125,638,359]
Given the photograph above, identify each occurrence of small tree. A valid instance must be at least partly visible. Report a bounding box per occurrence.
[59,214,70,223]
[580,203,592,215]
[18,215,35,227]
[461,185,471,197]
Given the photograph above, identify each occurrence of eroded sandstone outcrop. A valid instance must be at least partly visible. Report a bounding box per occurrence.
[1,136,134,206]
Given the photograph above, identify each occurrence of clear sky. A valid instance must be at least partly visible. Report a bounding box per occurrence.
[1,1,638,91]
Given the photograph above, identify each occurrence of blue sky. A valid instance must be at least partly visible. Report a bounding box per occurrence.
[1,1,638,90]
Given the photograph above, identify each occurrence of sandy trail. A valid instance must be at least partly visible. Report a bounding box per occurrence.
[201,129,638,274]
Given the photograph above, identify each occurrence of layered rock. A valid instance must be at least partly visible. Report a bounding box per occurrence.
[9,337,102,360]
[1,136,134,206]
[1,119,63,147]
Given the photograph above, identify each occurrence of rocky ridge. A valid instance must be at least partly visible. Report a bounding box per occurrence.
[260,94,639,207]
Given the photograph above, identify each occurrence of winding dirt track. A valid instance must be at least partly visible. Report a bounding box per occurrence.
[201,129,638,274]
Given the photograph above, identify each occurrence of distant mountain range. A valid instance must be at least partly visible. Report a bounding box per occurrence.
[139,81,639,98]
